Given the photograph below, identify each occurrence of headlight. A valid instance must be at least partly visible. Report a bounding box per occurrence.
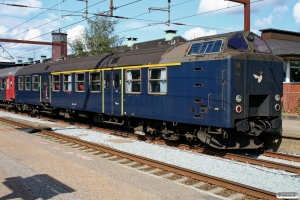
[236,95,242,103]
[275,94,280,102]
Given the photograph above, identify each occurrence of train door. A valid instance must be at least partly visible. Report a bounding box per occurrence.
[40,75,51,103]
[103,70,123,115]
[6,76,14,101]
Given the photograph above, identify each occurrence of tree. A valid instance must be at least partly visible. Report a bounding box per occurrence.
[68,16,124,58]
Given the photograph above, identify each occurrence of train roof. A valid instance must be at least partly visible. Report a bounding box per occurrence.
[0,66,23,77]
[15,45,172,75]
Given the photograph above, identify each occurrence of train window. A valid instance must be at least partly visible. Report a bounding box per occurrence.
[63,74,72,92]
[187,43,202,55]
[211,40,223,53]
[52,75,60,91]
[32,76,39,91]
[254,35,271,53]
[227,34,248,51]
[90,72,101,92]
[75,73,85,92]
[25,76,31,90]
[114,73,120,89]
[199,41,214,54]
[148,68,167,94]
[18,76,24,90]
[105,74,110,89]
[126,69,141,93]
[0,78,4,90]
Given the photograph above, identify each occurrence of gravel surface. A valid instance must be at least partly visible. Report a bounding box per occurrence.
[1,111,300,195]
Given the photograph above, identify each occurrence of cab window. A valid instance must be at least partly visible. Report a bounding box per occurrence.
[187,40,223,55]
[187,43,202,55]
[254,35,271,53]
[227,34,248,51]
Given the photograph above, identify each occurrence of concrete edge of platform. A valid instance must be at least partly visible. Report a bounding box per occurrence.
[282,114,300,120]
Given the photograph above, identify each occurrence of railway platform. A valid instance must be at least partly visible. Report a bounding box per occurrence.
[0,122,224,200]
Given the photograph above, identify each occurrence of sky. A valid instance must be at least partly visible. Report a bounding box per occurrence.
[0,0,299,62]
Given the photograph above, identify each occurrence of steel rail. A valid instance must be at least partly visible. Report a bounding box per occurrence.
[0,117,279,199]
[2,113,300,174]
[262,151,300,163]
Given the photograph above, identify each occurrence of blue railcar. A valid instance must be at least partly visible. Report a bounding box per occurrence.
[13,31,283,149]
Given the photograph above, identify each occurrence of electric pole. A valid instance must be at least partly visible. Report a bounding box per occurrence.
[149,0,171,26]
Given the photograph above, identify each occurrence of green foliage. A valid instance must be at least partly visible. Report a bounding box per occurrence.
[295,97,300,116]
[68,16,124,58]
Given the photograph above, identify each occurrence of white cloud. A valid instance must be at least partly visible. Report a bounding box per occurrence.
[0,26,8,35]
[67,25,85,41]
[183,27,217,40]
[24,29,43,41]
[0,0,42,16]
[254,15,273,27]
[197,0,290,15]
[273,6,288,14]
[294,1,300,25]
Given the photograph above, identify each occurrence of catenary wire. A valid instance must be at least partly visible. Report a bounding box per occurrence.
[0,1,67,37]
[2,0,142,50]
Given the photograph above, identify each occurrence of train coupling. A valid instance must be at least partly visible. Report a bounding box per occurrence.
[236,118,282,135]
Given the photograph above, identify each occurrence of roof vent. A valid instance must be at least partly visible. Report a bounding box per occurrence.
[165,30,177,41]
[127,37,138,47]
[41,55,46,63]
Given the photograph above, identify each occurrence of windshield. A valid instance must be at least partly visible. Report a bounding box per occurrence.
[254,35,271,53]
[227,34,249,51]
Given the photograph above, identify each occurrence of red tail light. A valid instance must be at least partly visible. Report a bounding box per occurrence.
[236,105,242,113]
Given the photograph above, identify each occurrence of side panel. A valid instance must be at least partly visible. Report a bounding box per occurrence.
[123,61,227,127]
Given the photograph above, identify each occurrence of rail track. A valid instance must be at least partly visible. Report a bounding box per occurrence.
[2,111,300,174]
[0,116,280,200]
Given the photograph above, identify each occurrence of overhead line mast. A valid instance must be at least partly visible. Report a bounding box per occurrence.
[149,0,171,27]
[226,0,250,31]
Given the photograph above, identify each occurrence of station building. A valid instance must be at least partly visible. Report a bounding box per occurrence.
[260,29,300,114]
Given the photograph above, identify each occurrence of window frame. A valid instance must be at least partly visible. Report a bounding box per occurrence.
[0,77,5,90]
[89,72,101,92]
[63,74,72,92]
[227,34,249,51]
[25,76,31,91]
[186,39,223,56]
[148,67,167,95]
[52,74,60,91]
[32,75,39,91]
[114,73,120,89]
[18,76,24,90]
[75,73,85,92]
[125,69,141,94]
[105,74,110,89]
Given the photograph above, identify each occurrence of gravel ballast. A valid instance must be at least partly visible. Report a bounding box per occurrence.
[1,111,299,195]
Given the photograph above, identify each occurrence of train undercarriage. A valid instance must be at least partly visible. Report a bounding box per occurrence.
[0,101,282,150]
